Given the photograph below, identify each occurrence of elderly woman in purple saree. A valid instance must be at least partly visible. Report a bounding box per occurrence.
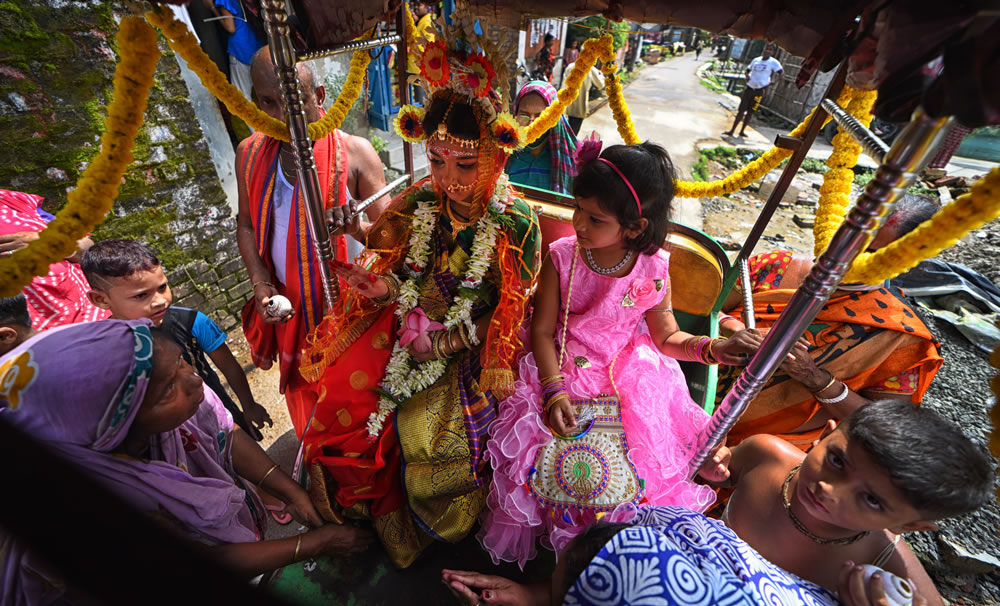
[0,320,367,605]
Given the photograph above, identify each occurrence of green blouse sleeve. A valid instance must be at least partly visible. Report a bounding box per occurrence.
[505,197,541,282]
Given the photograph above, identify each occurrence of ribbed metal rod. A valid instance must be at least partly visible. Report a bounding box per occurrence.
[690,109,954,475]
[738,258,755,330]
[261,0,339,310]
[296,34,403,61]
[351,174,409,219]
[820,98,890,165]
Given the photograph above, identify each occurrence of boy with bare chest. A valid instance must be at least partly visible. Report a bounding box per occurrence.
[708,400,994,605]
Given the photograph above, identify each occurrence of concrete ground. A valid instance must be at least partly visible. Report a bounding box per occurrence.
[581,53,735,229]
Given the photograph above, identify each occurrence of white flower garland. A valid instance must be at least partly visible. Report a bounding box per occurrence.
[366,180,511,437]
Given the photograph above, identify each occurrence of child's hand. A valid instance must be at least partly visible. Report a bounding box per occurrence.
[548,397,577,436]
[243,402,273,438]
[697,441,731,483]
[330,260,389,300]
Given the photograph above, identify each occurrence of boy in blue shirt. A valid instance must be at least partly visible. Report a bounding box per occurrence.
[82,239,271,440]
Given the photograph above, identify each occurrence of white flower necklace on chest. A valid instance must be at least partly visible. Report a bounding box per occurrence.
[366,176,512,438]
[585,247,633,275]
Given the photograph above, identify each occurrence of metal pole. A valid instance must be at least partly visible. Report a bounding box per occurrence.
[690,109,954,475]
[297,34,403,62]
[738,258,755,330]
[820,98,890,165]
[395,5,414,182]
[260,0,339,311]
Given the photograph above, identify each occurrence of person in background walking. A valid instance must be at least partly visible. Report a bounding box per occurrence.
[724,43,782,138]
[535,33,556,83]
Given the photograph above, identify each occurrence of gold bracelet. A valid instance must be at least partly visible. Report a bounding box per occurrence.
[252,280,274,290]
[371,274,400,306]
[705,337,727,365]
[433,331,449,360]
[813,371,837,394]
[540,373,565,387]
[293,534,302,562]
[258,463,279,486]
[456,324,473,351]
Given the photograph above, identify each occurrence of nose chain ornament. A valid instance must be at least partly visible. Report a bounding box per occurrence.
[584,247,633,275]
[782,465,869,546]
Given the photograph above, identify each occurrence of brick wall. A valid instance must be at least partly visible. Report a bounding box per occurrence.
[0,2,251,327]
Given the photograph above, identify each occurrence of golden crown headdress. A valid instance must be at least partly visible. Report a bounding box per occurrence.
[394,13,526,154]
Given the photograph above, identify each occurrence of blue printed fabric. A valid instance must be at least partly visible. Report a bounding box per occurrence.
[191,310,227,353]
[564,506,838,606]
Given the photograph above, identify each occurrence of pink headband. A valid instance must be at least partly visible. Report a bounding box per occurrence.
[596,158,642,218]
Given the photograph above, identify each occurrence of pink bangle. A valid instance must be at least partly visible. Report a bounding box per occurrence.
[719,314,740,326]
[694,336,710,364]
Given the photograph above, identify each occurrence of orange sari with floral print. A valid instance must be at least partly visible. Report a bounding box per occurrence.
[717,250,943,450]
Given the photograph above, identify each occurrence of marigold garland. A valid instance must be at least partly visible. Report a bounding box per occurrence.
[525,34,612,144]
[0,16,160,297]
[144,8,371,143]
[403,2,417,47]
[813,88,878,256]
[605,73,639,145]
[844,168,1000,284]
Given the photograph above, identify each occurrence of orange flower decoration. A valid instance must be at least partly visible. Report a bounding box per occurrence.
[393,104,427,143]
[491,112,526,154]
[463,53,495,98]
[420,41,450,87]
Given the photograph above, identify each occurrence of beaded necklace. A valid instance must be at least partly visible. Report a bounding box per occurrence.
[584,247,633,275]
[782,465,869,546]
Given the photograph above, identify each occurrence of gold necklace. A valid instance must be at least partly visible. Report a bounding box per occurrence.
[445,198,477,230]
[781,465,869,546]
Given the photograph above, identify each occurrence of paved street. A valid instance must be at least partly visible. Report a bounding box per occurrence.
[584,52,733,228]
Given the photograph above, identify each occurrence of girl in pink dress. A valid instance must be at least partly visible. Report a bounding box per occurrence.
[479,142,755,568]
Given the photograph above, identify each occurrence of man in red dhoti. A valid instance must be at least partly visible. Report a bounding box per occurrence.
[236,48,390,437]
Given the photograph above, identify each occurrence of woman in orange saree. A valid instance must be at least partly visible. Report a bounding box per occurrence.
[717,249,942,450]
[297,24,541,568]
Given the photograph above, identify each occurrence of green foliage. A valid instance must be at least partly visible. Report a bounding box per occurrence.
[799,158,828,174]
[369,132,388,155]
[906,183,940,199]
[698,146,742,171]
[700,74,725,93]
[568,16,630,51]
[691,154,709,182]
[853,167,875,190]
